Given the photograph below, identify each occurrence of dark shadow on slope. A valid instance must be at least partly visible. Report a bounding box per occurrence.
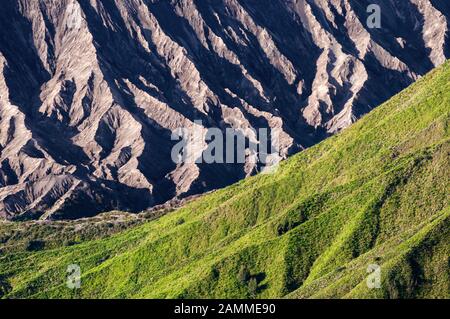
[193,0,320,146]
[0,1,90,166]
[348,0,435,74]
[352,51,414,118]
[430,0,450,58]
[80,0,209,125]
[79,1,179,206]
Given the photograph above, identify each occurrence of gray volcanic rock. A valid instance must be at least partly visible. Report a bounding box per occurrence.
[0,0,449,220]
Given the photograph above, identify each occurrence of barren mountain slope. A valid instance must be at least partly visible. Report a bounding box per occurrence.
[1,60,448,299]
[0,0,449,219]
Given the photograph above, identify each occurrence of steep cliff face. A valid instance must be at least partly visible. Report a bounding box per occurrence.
[0,0,449,220]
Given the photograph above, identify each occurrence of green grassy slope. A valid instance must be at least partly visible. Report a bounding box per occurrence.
[1,62,449,299]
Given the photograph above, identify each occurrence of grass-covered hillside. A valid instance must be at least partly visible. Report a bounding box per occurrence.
[0,61,449,299]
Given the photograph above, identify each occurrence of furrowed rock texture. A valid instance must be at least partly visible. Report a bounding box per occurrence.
[0,0,449,219]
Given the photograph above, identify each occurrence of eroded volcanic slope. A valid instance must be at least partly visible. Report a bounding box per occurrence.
[0,60,448,299]
[0,0,449,219]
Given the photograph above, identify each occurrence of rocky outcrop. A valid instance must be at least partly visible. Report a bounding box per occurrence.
[0,0,449,220]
